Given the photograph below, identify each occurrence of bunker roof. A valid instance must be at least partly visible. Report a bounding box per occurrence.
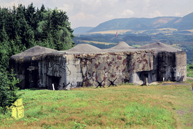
[63,44,101,54]
[137,42,181,52]
[108,41,133,50]
[10,45,57,60]
[10,42,183,61]
[64,41,138,54]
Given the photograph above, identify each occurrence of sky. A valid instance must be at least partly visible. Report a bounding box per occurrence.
[1,0,193,28]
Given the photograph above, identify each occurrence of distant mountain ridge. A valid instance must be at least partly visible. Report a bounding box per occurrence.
[73,27,94,34]
[87,12,193,32]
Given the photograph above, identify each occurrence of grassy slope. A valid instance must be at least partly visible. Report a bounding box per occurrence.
[187,64,193,77]
[1,82,193,129]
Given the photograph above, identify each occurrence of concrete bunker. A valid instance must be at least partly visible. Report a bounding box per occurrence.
[10,42,187,90]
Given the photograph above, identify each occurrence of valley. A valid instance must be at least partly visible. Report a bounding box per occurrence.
[73,12,193,64]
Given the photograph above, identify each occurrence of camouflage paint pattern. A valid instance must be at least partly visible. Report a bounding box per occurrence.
[74,50,154,87]
[9,49,187,89]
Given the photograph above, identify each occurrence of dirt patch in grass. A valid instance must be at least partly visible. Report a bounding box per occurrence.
[162,82,190,86]
[65,115,83,122]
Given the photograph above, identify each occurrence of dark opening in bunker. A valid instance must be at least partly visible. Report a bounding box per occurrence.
[138,71,150,85]
[49,76,61,90]
[25,63,38,89]
[29,69,38,88]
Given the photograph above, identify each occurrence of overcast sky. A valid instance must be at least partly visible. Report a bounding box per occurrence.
[1,0,193,28]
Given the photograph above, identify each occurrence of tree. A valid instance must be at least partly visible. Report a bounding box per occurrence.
[50,9,74,50]
[0,69,21,114]
[0,2,74,113]
[0,26,9,70]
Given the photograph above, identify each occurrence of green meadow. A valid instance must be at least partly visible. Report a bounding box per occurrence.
[1,81,193,129]
[187,64,193,77]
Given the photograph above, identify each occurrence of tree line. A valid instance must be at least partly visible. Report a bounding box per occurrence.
[0,3,74,114]
[0,3,74,70]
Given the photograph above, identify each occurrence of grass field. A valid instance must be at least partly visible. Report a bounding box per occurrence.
[0,81,193,129]
[187,64,193,77]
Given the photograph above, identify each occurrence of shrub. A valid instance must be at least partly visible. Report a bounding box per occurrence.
[0,68,22,114]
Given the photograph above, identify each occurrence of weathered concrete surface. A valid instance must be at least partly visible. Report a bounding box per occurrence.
[73,50,155,87]
[9,42,187,90]
[65,55,83,89]
[175,51,187,82]
[38,54,68,90]
[156,51,187,82]
[157,52,176,81]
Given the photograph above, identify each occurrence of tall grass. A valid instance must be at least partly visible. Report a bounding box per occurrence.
[0,84,193,129]
[187,64,193,77]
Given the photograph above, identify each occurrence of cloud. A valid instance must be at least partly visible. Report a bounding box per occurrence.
[149,11,163,18]
[105,14,114,19]
[71,12,86,21]
[58,4,73,12]
[95,0,102,5]
[71,12,95,21]
[0,0,19,8]
[145,0,150,7]
[0,0,47,9]
[0,0,193,28]
[175,12,181,16]
[121,9,134,16]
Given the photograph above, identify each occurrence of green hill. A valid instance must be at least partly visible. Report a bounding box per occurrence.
[88,17,181,32]
[171,12,193,30]
[73,27,94,34]
[88,12,193,32]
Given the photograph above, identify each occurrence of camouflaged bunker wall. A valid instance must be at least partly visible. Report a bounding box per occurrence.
[74,50,154,88]
[9,45,187,90]
[10,50,154,89]
[38,50,154,89]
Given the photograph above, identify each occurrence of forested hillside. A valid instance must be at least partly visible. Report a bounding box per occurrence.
[88,12,193,32]
[73,12,193,65]
[0,3,74,70]
[88,17,180,32]
[73,27,94,34]
[0,3,74,113]
[73,33,193,64]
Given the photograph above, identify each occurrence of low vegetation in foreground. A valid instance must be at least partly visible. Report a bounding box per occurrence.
[0,81,193,129]
[187,64,193,77]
